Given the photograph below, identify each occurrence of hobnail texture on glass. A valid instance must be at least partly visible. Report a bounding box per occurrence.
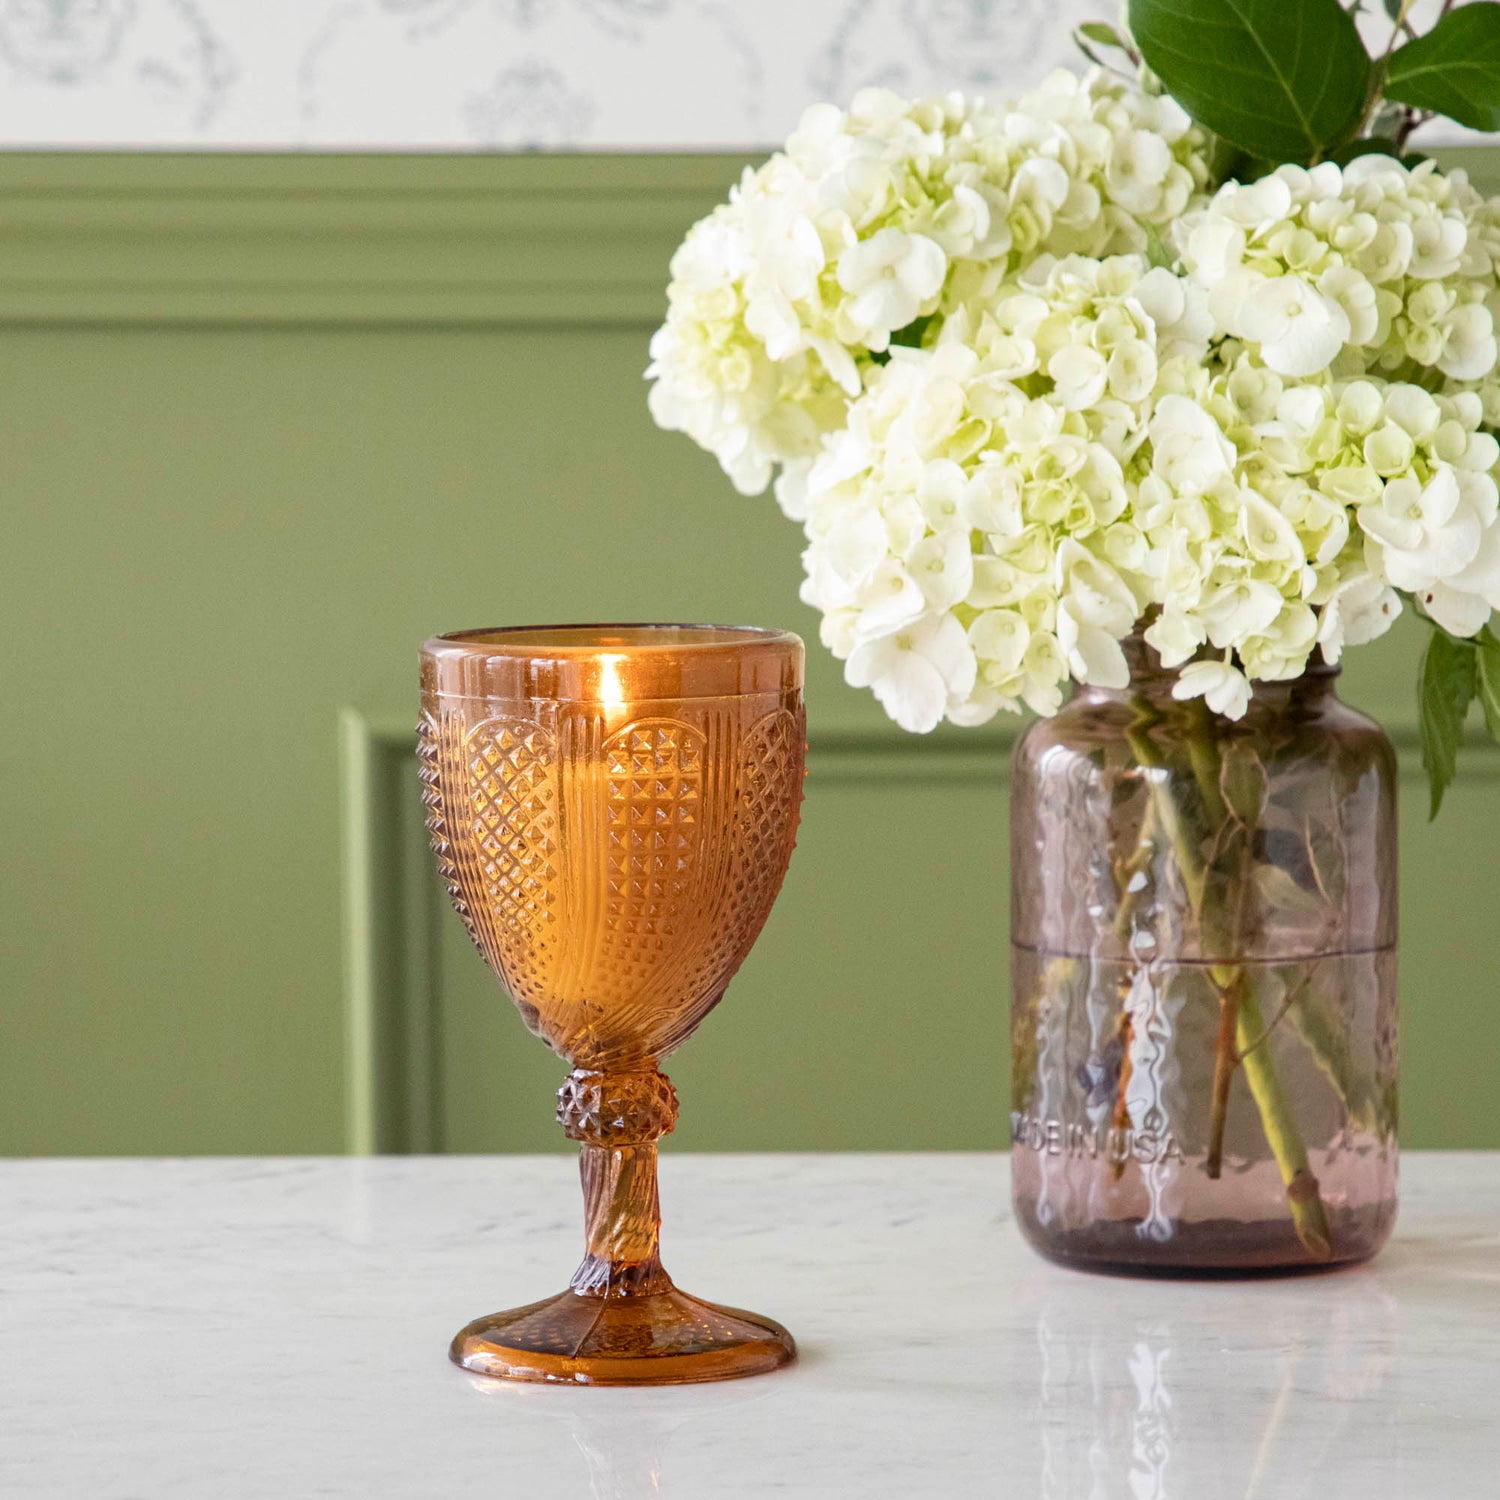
[419,624,804,1384]
[1010,636,1399,1273]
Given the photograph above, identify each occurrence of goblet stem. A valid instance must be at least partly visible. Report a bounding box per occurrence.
[557,1067,681,1299]
[571,1141,674,1297]
[449,1059,795,1382]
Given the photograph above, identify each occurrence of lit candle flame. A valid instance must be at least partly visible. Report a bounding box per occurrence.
[599,655,627,717]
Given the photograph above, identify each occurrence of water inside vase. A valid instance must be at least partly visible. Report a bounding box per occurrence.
[1010,943,1399,1272]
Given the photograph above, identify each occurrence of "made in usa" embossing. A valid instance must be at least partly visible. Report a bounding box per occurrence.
[1011,1111,1184,1166]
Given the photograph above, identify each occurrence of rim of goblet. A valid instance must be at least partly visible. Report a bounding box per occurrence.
[421,622,805,701]
[425,622,801,655]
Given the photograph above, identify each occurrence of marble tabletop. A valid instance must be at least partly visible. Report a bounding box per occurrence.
[3,1152,1497,1499]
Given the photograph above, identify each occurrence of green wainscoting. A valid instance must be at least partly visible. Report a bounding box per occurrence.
[2,152,1498,1157]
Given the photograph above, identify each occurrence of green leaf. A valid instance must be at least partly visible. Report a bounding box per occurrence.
[1219,740,1268,828]
[1144,223,1175,270]
[1386,4,1500,132]
[1324,135,1430,169]
[1327,135,1403,165]
[1477,627,1500,741]
[888,313,934,350]
[1078,21,1130,48]
[1253,863,1331,928]
[1128,0,1372,163]
[1418,626,1478,819]
[1075,23,1135,68]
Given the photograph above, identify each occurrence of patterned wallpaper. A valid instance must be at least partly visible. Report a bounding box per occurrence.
[0,0,1488,152]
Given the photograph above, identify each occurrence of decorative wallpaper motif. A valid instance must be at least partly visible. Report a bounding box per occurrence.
[0,0,1490,151]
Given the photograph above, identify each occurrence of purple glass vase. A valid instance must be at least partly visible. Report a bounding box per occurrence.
[1009,636,1398,1272]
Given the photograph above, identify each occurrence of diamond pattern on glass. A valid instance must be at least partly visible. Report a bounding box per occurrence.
[598,719,705,988]
[729,708,803,924]
[678,707,804,1009]
[418,712,483,953]
[461,718,560,1010]
[556,1069,679,1145]
[466,720,559,932]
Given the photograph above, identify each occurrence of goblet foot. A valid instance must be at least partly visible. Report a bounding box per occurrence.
[451,1286,796,1386]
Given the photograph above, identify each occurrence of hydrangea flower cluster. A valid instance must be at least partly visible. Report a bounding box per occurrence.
[1140,368,1498,718]
[1178,157,1500,385]
[646,71,1209,513]
[649,74,1500,733]
[802,253,1213,727]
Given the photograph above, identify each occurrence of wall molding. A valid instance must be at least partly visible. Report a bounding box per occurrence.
[0,149,1495,328]
[339,709,443,1155]
[0,153,749,326]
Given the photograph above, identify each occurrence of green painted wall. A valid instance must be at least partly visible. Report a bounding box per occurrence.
[3,153,1498,1156]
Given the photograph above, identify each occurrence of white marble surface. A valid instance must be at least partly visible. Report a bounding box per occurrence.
[3,1152,1497,1498]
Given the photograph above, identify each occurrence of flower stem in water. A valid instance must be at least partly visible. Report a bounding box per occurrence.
[1237,988,1333,1260]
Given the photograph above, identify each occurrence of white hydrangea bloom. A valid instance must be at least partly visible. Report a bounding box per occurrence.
[1349,387,1500,635]
[1172,658,1252,719]
[836,230,949,350]
[651,75,1500,730]
[804,287,1500,727]
[799,253,1210,728]
[1179,157,1500,385]
[1317,571,1402,663]
[647,73,1212,513]
[845,614,978,733]
[1236,275,1350,377]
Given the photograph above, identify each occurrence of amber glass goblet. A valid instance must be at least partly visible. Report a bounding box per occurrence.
[419,624,805,1385]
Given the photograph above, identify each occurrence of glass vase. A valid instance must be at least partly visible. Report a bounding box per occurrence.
[1009,636,1399,1273]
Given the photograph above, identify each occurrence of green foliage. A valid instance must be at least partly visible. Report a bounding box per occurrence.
[1123,0,1500,179]
[1074,20,1136,68]
[1418,625,1479,819]
[1477,627,1500,741]
[888,313,935,350]
[1078,20,1127,46]
[1143,223,1174,270]
[1385,3,1500,132]
[1127,0,1370,164]
[1327,135,1409,165]
[870,312,937,365]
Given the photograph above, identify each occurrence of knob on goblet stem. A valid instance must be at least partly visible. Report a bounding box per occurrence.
[419,625,805,1385]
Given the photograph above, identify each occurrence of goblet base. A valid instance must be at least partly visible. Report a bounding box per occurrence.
[451,1286,796,1386]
